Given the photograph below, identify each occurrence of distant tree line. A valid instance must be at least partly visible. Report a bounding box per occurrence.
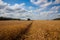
[0,17,31,21]
[53,18,60,20]
[0,17,20,20]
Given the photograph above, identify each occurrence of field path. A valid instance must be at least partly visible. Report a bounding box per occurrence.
[14,21,33,40]
[0,21,32,40]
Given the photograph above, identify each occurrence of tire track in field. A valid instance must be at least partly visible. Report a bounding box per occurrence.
[12,21,33,40]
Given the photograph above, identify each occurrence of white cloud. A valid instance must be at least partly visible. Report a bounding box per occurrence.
[0,0,60,20]
[54,0,60,4]
[30,0,47,5]
[30,0,52,8]
[50,6,60,12]
[0,0,30,19]
[30,0,60,20]
[0,0,36,20]
[30,5,60,20]
[8,3,25,9]
[29,6,33,9]
[40,2,52,7]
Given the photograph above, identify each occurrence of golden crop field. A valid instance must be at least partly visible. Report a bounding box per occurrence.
[0,20,60,40]
[0,20,32,40]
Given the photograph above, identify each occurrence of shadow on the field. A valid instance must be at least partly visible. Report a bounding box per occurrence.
[12,22,33,40]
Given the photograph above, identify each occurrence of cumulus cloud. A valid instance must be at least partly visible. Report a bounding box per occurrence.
[40,2,52,7]
[30,0,52,8]
[29,6,33,9]
[40,6,60,20]
[0,0,37,20]
[28,5,60,20]
[30,0,60,20]
[0,0,60,20]
[30,0,47,5]
[54,0,60,4]
[0,0,32,19]
[30,0,60,7]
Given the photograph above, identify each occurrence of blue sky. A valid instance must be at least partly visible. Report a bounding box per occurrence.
[3,0,39,9]
[2,0,59,9]
[3,0,31,5]
[0,0,60,20]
